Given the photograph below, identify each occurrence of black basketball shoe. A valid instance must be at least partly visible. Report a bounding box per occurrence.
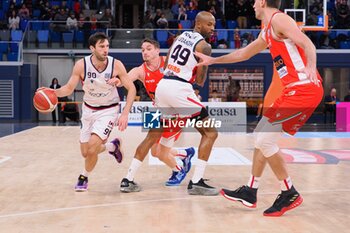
[187,178,219,196]
[220,185,257,208]
[263,186,303,217]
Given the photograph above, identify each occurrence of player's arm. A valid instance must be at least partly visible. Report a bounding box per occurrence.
[195,33,268,66]
[55,59,84,97]
[114,60,136,131]
[272,14,319,86]
[114,66,144,87]
[194,40,212,87]
[128,66,145,83]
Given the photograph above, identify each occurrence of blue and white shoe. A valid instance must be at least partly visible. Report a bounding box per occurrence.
[182,147,195,173]
[165,169,187,186]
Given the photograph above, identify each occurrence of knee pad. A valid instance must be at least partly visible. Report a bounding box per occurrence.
[254,132,282,157]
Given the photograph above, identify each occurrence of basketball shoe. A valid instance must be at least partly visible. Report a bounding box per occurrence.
[120,178,142,193]
[75,174,88,192]
[220,185,257,208]
[182,147,195,173]
[109,138,123,163]
[187,178,219,196]
[263,186,303,217]
[165,169,187,186]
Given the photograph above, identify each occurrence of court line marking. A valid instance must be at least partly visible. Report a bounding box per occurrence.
[0,189,349,219]
[0,156,11,165]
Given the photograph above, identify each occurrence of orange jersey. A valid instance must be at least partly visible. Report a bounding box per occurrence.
[143,57,165,100]
[265,11,322,87]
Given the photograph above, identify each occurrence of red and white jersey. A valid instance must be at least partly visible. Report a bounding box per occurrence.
[262,11,322,86]
[82,55,120,107]
[143,56,165,100]
[163,31,204,83]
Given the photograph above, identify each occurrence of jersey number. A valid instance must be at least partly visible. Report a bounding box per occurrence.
[170,45,190,66]
[87,72,97,79]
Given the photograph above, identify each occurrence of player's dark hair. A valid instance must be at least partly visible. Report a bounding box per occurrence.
[88,32,109,47]
[267,0,281,8]
[141,38,160,49]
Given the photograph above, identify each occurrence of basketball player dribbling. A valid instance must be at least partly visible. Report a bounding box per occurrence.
[195,0,323,216]
[118,38,196,192]
[155,11,219,196]
[40,32,136,192]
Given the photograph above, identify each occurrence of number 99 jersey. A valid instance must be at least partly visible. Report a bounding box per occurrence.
[163,31,204,83]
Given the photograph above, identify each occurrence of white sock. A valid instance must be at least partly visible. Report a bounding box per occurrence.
[175,149,187,160]
[105,142,116,152]
[247,175,260,189]
[280,176,293,191]
[82,169,90,177]
[191,159,207,183]
[125,158,142,181]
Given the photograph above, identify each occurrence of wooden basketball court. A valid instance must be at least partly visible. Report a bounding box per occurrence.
[0,126,349,232]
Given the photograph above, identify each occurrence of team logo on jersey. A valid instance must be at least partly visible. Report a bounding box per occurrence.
[104,73,111,80]
[159,67,164,73]
[143,110,162,129]
[273,55,288,78]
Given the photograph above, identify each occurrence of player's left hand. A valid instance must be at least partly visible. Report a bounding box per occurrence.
[296,67,320,87]
[117,112,128,131]
[107,77,122,87]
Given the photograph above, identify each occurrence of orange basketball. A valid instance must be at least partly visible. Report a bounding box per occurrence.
[33,88,58,113]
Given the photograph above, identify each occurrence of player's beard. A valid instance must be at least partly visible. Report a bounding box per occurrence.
[95,53,107,62]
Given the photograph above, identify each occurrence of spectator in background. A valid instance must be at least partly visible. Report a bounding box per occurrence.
[235,0,249,29]
[157,13,168,28]
[78,12,85,29]
[18,3,30,19]
[226,76,241,101]
[99,8,114,28]
[66,12,78,30]
[234,28,241,48]
[171,0,179,19]
[8,10,20,30]
[73,0,82,16]
[209,6,217,18]
[153,9,162,28]
[53,8,68,31]
[143,10,154,28]
[50,78,62,123]
[178,4,187,20]
[324,88,340,124]
[209,90,222,102]
[334,0,350,29]
[90,14,97,30]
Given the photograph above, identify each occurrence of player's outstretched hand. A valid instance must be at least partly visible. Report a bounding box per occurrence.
[296,67,320,87]
[117,112,128,131]
[195,52,215,67]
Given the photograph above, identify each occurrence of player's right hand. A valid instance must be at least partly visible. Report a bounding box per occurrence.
[194,52,214,67]
[296,67,320,87]
[36,87,54,92]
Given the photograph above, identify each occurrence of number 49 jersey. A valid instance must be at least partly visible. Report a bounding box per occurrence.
[163,31,204,83]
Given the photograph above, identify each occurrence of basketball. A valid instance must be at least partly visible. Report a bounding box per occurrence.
[33,88,58,113]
